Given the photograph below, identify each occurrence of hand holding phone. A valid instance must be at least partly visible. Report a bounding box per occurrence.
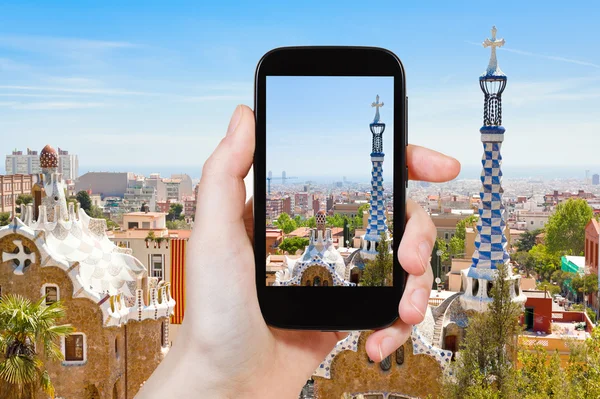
[254,47,408,330]
[137,48,460,399]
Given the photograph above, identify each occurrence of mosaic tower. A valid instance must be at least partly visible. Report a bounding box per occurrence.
[361,95,389,259]
[461,27,525,311]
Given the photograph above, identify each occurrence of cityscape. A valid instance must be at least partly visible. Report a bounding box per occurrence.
[266,76,394,287]
[1,2,600,399]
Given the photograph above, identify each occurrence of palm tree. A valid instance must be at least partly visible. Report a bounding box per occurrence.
[0,294,74,399]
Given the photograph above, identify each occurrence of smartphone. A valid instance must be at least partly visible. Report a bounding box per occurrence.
[254,47,407,330]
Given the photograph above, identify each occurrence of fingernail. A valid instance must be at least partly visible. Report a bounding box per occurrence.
[226,105,243,136]
[379,337,396,361]
[378,343,384,362]
[410,288,428,319]
[417,241,431,274]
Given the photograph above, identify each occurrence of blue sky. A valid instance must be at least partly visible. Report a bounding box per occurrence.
[0,1,599,178]
[267,76,394,181]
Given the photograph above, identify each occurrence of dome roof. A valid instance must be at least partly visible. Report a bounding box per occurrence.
[40,145,58,169]
[317,210,326,215]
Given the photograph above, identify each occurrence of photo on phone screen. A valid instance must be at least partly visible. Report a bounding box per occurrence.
[265,76,394,287]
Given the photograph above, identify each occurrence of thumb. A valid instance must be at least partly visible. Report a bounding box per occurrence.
[195,105,255,234]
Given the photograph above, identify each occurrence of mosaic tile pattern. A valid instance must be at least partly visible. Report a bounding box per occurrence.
[468,139,510,280]
[410,326,453,371]
[314,331,361,379]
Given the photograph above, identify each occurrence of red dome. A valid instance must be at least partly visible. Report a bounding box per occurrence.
[40,145,58,169]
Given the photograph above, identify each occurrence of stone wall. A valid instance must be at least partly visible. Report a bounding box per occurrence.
[314,331,443,399]
[126,318,167,399]
[0,232,166,399]
[301,265,333,286]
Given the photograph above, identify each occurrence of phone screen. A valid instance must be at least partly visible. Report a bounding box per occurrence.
[265,76,395,287]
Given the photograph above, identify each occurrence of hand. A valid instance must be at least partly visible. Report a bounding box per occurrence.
[136,105,460,399]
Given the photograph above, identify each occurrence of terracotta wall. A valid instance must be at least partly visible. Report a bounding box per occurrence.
[314,331,443,399]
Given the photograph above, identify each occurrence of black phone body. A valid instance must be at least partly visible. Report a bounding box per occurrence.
[254,46,407,330]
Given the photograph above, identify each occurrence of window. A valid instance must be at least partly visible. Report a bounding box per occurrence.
[41,284,59,306]
[128,222,139,229]
[380,355,391,371]
[313,277,321,286]
[161,321,169,348]
[444,232,449,240]
[142,222,150,229]
[472,279,479,296]
[396,346,405,365]
[63,333,86,363]
[115,337,119,358]
[151,254,164,280]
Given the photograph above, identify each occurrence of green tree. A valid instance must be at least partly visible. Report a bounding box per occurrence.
[455,214,478,241]
[529,244,560,281]
[326,214,345,228]
[359,233,392,287]
[0,294,74,399]
[167,203,184,222]
[565,326,600,398]
[274,213,297,234]
[517,345,568,399]
[545,199,593,256]
[278,237,309,255]
[449,235,465,257]
[15,194,33,215]
[443,263,523,398]
[516,229,542,253]
[75,191,92,213]
[305,216,316,229]
[571,273,599,303]
[513,251,535,277]
[0,213,10,227]
[166,220,191,230]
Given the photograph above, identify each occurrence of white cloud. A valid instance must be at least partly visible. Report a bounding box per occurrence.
[5,102,108,110]
[0,35,137,53]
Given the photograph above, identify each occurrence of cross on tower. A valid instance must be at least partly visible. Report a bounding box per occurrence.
[371,94,384,123]
[1,240,36,275]
[483,26,505,76]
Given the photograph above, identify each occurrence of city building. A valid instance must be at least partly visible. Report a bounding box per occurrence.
[123,178,157,213]
[519,290,594,366]
[593,173,600,186]
[0,174,36,215]
[0,145,173,398]
[332,203,361,218]
[326,194,334,213]
[108,211,190,343]
[431,212,473,242]
[184,197,196,218]
[266,228,284,257]
[171,173,193,199]
[5,147,78,180]
[266,198,284,222]
[312,197,320,212]
[146,173,167,201]
[295,192,312,210]
[282,195,294,215]
[75,172,133,198]
[515,210,552,231]
[585,219,599,310]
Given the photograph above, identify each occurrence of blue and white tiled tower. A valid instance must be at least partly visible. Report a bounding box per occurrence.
[461,26,526,311]
[361,95,389,259]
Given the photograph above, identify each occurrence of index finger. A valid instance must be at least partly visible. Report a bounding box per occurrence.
[407,144,460,182]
